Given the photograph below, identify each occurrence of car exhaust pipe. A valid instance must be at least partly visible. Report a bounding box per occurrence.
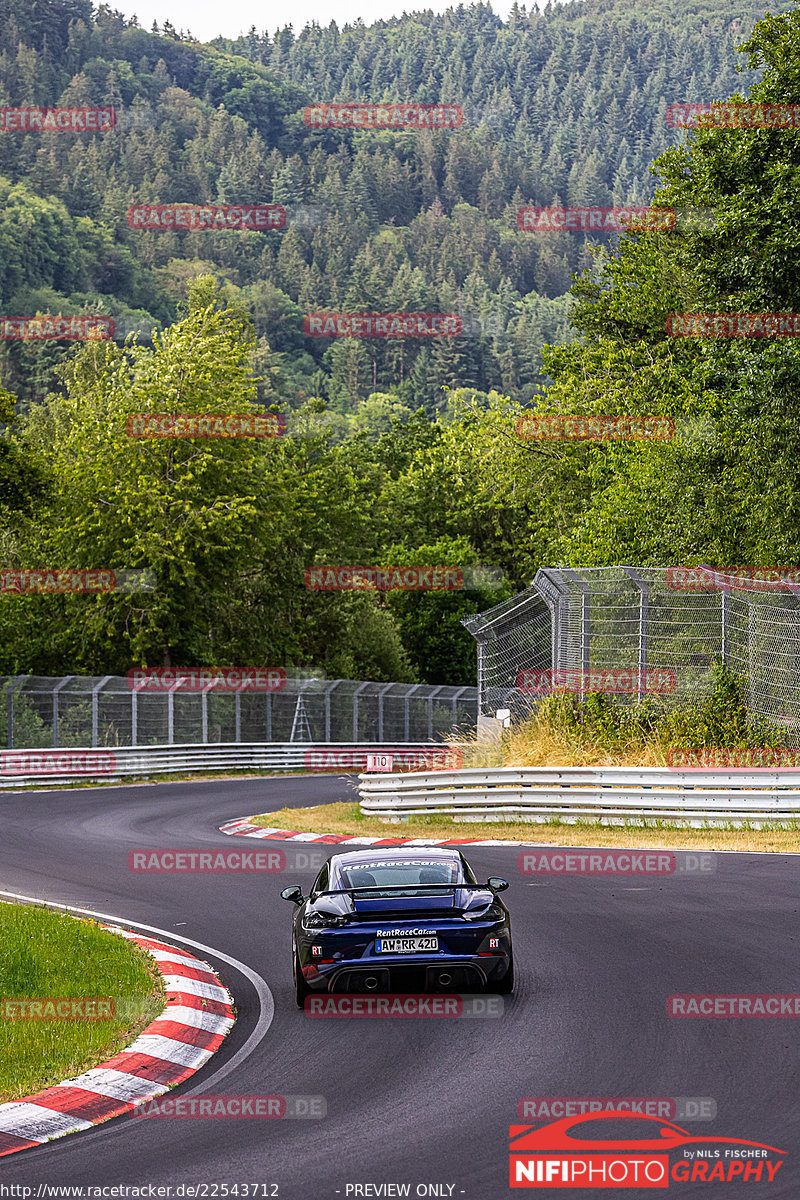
[438,972,452,987]
[364,976,379,991]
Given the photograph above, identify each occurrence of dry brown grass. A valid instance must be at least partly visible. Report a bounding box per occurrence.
[448,712,667,770]
[249,802,800,854]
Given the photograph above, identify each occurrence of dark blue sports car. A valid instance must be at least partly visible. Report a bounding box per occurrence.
[281,846,513,1005]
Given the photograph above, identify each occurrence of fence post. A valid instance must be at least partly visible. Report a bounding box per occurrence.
[533,569,571,682]
[202,680,216,743]
[563,568,591,698]
[721,589,730,663]
[167,684,176,745]
[622,566,649,701]
[476,639,487,715]
[748,600,756,709]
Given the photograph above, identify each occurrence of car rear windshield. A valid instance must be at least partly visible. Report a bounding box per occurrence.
[338,857,466,890]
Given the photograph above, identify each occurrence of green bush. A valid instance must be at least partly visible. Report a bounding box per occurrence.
[657,662,782,749]
[534,662,783,752]
[536,688,662,754]
[3,688,51,748]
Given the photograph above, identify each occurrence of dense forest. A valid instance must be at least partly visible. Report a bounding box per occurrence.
[0,0,798,684]
[0,0,781,409]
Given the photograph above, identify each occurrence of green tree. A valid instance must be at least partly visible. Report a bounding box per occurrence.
[21,277,288,669]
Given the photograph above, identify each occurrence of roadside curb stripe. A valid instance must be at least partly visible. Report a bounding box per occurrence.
[0,917,235,1156]
[219,815,536,847]
[163,990,232,1017]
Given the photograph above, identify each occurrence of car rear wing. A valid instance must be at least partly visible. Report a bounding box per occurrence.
[318,884,488,895]
[312,882,495,918]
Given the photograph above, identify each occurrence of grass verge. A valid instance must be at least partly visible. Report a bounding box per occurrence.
[249,802,800,853]
[0,902,165,1103]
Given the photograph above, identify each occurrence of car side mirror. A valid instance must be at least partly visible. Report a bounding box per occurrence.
[487,877,509,892]
[281,885,304,904]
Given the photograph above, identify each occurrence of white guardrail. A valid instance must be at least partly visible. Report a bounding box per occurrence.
[357,766,800,826]
[0,743,437,788]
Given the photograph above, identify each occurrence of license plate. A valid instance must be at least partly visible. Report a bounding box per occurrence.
[376,936,439,954]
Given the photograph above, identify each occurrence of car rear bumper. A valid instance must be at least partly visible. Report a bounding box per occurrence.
[306,953,511,993]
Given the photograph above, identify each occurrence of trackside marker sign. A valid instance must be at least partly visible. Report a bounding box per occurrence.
[366,754,394,771]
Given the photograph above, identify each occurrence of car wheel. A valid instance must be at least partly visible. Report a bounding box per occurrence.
[293,937,311,1008]
[496,951,514,995]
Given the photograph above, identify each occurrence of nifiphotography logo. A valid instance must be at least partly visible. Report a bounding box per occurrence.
[509,1112,785,1187]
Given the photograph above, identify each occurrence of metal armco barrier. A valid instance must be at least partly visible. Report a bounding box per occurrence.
[358,766,800,826]
[0,743,448,788]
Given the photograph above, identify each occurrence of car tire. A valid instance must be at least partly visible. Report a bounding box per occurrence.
[293,939,311,1008]
[496,951,514,995]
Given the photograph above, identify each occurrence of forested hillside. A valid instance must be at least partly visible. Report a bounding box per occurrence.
[0,0,797,685]
[0,0,782,411]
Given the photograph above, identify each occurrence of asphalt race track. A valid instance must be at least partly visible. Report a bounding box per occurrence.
[1,775,799,1198]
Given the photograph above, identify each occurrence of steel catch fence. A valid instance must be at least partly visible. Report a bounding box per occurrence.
[0,676,477,750]
[463,564,800,738]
